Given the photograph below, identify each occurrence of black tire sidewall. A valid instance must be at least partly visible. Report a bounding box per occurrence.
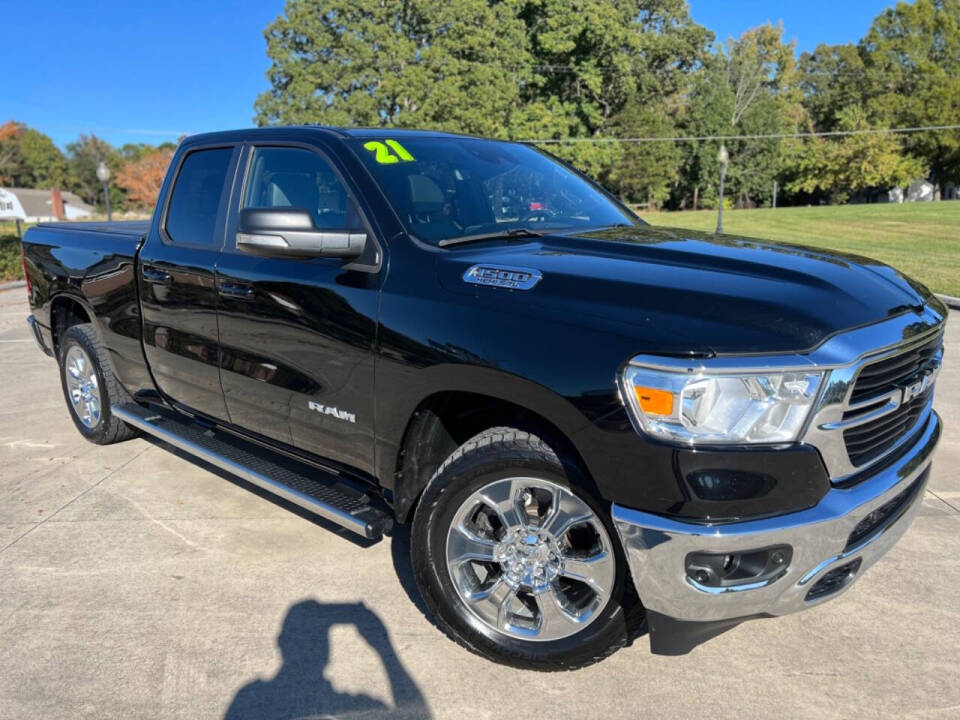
[59,326,113,443]
[412,442,638,670]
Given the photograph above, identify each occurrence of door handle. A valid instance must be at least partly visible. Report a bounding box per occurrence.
[218,281,256,300]
[142,267,172,285]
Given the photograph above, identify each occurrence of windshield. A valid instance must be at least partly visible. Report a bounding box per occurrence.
[349,136,637,244]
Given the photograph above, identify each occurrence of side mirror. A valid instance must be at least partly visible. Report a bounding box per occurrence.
[237,208,367,260]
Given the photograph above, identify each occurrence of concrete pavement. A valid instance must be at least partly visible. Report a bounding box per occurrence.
[1,285,958,720]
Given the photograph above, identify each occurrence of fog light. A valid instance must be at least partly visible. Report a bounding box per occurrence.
[685,545,793,590]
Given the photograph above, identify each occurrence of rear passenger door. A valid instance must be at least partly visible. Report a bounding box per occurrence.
[139,145,239,420]
[215,143,383,474]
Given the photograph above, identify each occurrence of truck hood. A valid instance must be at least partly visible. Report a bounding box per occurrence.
[436,224,943,355]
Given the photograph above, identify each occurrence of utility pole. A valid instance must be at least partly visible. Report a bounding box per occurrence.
[772,180,778,209]
[716,143,729,235]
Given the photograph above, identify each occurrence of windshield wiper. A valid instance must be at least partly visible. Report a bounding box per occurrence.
[438,227,547,248]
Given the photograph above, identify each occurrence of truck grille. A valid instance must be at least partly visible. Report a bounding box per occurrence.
[843,389,933,466]
[843,331,942,468]
[848,332,942,404]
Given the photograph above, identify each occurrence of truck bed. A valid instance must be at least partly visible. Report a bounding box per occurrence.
[22,220,151,388]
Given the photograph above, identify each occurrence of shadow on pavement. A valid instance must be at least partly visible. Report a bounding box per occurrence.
[223,600,431,720]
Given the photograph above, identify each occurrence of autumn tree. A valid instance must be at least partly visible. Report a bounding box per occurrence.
[0,122,23,185]
[116,149,174,208]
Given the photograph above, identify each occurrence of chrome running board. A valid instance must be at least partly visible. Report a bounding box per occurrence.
[112,403,391,539]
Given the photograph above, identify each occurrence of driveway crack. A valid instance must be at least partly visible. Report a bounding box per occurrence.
[0,445,151,556]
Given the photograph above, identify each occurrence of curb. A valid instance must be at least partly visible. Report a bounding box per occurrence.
[0,280,26,292]
[936,293,960,311]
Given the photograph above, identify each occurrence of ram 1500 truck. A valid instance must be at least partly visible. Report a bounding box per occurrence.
[21,127,945,669]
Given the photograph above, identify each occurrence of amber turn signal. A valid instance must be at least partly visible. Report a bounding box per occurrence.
[633,386,674,416]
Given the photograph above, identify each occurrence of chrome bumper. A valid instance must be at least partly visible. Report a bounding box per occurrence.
[612,410,941,622]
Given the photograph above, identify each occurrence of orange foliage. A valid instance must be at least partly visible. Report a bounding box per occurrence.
[0,121,23,184]
[0,121,19,141]
[116,149,174,208]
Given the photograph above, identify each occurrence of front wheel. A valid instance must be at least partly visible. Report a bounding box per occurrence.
[411,427,643,670]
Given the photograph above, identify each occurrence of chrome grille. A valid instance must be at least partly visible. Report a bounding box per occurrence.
[842,389,933,466]
[841,330,943,469]
[848,332,942,404]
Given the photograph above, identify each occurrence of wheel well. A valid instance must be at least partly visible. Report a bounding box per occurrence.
[50,296,92,357]
[393,391,595,522]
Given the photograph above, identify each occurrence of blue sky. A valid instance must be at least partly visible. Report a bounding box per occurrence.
[4,1,897,149]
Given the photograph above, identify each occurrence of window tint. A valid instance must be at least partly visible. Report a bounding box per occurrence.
[244,147,360,230]
[165,148,232,246]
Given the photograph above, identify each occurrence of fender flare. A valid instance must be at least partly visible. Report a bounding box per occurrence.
[376,363,601,517]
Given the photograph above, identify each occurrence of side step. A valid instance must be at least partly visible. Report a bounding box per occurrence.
[112,403,392,540]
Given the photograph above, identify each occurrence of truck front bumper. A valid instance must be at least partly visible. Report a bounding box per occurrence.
[612,409,941,622]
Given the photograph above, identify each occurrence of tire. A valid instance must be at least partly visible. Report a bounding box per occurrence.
[58,323,139,445]
[411,427,643,670]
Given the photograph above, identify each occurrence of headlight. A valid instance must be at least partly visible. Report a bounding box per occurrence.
[620,362,823,445]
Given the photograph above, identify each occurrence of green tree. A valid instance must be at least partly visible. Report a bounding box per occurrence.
[119,141,178,162]
[787,106,926,202]
[66,134,124,209]
[255,0,711,184]
[861,0,960,194]
[604,101,681,207]
[798,43,869,131]
[255,0,534,138]
[519,0,711,177]
[677,24,801,209]
[15,128,69,189]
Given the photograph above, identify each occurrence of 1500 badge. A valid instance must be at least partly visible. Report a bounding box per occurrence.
[463,265,543,290]
[308,401,356,423]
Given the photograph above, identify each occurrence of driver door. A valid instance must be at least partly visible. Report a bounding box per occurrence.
[215,143,382,474]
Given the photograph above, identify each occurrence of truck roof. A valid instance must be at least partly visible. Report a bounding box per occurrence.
[181,126,496,147]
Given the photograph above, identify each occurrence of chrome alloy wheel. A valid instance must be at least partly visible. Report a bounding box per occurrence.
[445,477,616,642]
[64,345,101,429]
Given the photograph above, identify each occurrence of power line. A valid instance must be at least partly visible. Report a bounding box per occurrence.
[501,63,911,78]
[523,124,960,144]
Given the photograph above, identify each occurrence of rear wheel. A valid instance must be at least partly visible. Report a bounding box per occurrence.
[411,427,642,670]
[58,323,139,445]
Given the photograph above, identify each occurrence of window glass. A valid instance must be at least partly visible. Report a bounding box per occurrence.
[244,147,360,230]
[349,137,635,243]
[165,148,232,246]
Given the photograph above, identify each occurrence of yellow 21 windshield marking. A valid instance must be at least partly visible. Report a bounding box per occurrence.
[364,140,415,164]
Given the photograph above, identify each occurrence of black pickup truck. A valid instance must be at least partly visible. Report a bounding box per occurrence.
[21,127,945,669]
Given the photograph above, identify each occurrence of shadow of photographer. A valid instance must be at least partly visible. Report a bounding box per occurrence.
[224,600,431,720]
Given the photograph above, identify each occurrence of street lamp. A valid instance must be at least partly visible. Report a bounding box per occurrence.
[715,143,729,235]
[96,161,112,222]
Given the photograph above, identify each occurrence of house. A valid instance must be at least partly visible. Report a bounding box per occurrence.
[0,187,94,222]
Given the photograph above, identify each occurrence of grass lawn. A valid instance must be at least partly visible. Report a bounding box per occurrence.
[641,202,960,297]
